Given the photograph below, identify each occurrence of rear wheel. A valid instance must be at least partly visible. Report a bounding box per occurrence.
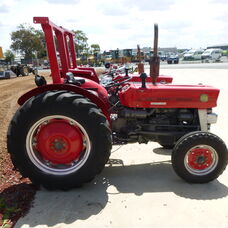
[7,91,112,190]
[172,132,228,183]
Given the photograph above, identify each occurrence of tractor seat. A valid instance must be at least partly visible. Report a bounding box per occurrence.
[65,72,85,85]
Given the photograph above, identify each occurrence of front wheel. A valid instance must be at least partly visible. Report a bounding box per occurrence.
[172,132,228,183]
[7,91,112,190]
[20,66,29,76]
[32,68,38,75]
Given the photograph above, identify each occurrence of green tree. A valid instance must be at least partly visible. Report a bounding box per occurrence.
[90,44,100,55]
[4,50,15,63]
[222,50,228,56]
[10,24,46,60]
[34,30,47,59]
[72,30,88,57]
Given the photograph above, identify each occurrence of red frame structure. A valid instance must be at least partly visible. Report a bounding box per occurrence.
[34,17,99,83]
[32,17,219,111]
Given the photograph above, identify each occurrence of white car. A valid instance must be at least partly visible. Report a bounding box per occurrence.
[0,70,17,79]
[201,49,222,62]
[183,49,204,60]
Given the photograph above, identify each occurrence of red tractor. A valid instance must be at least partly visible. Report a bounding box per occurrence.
[7,17,228,190]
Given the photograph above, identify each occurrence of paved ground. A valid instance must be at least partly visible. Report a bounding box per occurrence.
[16,67,228,228]
[160,62,228,69]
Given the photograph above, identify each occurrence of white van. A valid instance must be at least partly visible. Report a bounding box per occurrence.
[201,49,222,62]
[183,49,204,60]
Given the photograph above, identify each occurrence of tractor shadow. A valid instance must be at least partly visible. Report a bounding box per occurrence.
[153,147,172,155]
[15,156,228,227]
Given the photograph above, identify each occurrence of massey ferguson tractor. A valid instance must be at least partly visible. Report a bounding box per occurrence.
[7,17,228,190]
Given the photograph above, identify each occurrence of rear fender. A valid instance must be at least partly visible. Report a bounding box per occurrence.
[18,84,110,122]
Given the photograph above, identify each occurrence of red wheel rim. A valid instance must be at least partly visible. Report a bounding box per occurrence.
[184,145,218,175]
[36,119,84,164]
[26,115,91,175]
[187,148,213,170]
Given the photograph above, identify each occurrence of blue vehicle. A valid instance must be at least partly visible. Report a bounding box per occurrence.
[167,53,179,64]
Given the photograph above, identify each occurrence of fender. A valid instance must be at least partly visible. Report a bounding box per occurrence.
[18,84,110,122]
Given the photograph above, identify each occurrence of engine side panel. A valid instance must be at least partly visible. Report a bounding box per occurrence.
[119,83,219,108]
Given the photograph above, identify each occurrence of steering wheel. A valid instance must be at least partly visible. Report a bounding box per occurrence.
[105,76,131,89]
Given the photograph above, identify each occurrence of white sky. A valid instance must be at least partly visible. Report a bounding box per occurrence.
[0,0,228,52]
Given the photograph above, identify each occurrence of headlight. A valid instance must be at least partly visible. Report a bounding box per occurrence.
[200,94,208,102]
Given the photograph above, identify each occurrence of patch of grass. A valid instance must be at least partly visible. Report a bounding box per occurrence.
[0,197,22,227]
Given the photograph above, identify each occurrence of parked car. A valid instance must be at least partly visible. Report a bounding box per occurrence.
[0,70,17,79]
[160,55,167,61]
[201,49,222,62]
[183,49,204,60]
[158,51,168,61]
[167,53,179,64]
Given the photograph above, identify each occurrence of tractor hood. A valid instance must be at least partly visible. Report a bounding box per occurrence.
[119,83,219,109]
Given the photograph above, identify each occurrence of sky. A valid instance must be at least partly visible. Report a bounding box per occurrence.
[0,0,228,52]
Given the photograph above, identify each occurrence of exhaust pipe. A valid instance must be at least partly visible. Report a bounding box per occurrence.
[150,24,160,85]
[137,44,144,74]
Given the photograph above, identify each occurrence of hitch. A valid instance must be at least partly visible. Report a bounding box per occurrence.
[150,24,160,85]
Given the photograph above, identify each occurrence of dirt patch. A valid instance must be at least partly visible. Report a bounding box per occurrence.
[0,72,51,227]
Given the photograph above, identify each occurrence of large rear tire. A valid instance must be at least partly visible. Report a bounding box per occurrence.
[7,91,112,190]
[172,132,228,183]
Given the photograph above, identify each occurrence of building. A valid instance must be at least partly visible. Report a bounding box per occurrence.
[207,44,228,50]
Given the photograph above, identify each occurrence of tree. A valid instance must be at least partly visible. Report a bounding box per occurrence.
[72,30,88,57]
[34,30,47,59]
[4,50,15,63]
[90,44,101,64]
[90,44,100,55]
[10,24,46,60]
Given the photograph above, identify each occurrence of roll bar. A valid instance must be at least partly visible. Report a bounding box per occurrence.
[34,17,77,83]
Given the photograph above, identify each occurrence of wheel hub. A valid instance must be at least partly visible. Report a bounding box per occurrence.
[196,155,206,164]
[51,137,67,152]
[188,148,213,170]
[36,120,84,164]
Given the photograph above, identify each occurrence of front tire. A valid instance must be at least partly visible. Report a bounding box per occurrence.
[7,91,112,190]
[172,132,228,183]
[20,66,29,76]
[32,68,38,75]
